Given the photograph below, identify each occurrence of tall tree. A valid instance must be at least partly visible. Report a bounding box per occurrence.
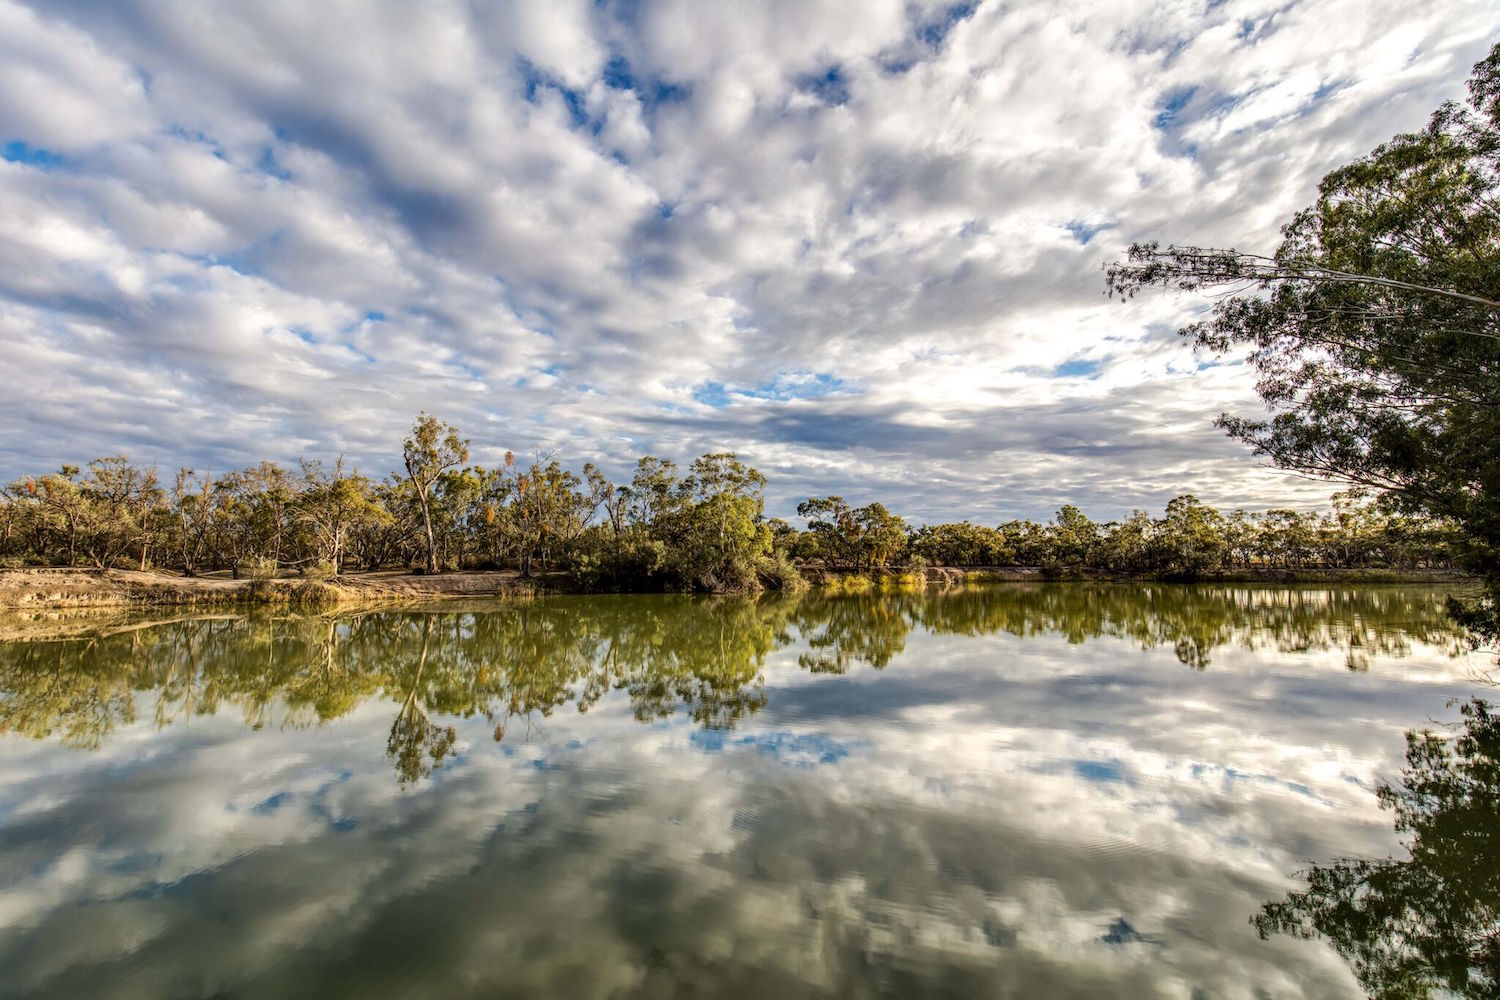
[401,414,470,574]
[298,458,384,574]
[1107,43,1500,643]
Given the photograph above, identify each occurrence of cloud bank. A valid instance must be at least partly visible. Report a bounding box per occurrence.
[1,0,1495,520]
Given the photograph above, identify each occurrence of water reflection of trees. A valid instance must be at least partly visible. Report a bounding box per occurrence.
[0,586,1464,780]
[0,596,796,783]
[1256,699,1499,999]
[903,584,1462,670]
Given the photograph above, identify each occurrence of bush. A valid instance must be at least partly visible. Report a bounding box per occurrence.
[289,580,343,610]
[303,560,338,581]
[756,550,807,593]
[243,556,279,581]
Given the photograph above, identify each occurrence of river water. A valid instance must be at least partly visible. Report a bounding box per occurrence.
[0,584,1487,998]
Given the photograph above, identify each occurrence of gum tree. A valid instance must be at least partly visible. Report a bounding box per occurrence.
[401,414,470,574]
[1108,43,1500,643]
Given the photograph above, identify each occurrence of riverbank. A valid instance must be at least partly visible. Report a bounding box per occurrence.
[0,567,542,613]
[0,564,1469,614]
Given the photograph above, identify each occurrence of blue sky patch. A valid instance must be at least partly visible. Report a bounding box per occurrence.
[2,141,66,170]
[693,371,849,407]
[1053,357,1105,379]
[1063,220,1115,245]
[252,790,291,814]
[517,58,591,130]
[1073,759,1126,783]
[691,728,861,766]
[917,2,979,48]
[797,65,850,106]
[256,146,291,181]
[1153,86,1197,130]
[603,54,692,110]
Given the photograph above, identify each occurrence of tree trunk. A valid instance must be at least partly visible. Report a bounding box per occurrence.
[420,494,439,574]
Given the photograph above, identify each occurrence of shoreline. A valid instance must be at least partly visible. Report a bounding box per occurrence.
[0,566,1472,644]
[0,567,543,613]
[0,565,1469,611]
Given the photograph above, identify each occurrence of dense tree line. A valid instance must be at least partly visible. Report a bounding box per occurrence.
[0,416,1459,590]
[896,493,1458,578]
[0,415,798,593]
[791,492,1457,578]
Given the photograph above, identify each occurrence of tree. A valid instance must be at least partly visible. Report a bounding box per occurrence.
[401,414,470,574]
[673,453,771,592]
[1155,495,1226,577]
[170,469,215,576]
[1107,43,1500,642]
[298,458,385,574]
[1051,504,1100,568]
[60,457,162,570]
[797,496,856,568]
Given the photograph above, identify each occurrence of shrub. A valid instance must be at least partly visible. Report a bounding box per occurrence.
[243,556,279,581]
[303,560,338,581]
[756,550,807,593]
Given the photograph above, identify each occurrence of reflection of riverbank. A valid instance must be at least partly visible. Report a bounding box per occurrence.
[0,567,544,616]
[0,586,1467,766]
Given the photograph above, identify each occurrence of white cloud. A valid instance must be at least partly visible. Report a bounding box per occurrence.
[0,0,1496,520]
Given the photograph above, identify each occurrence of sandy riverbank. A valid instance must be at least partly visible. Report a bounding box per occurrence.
[0,567,539,612]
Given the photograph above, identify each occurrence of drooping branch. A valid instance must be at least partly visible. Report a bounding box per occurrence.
[1107,243,1500,332]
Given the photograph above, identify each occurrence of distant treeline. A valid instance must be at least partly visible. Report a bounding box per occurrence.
[0,416,1461,591]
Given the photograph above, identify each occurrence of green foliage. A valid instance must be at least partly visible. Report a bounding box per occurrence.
[0,424,1460,597]
[401,414,470,574]
[901,495,1455,580]
[243,556,279,582]
[1108,43,1500,641]
[304,560,338,581]
[297,458,387,575]
[796,496,908,571]
[755,549,808,593]
[909,522,1011,567]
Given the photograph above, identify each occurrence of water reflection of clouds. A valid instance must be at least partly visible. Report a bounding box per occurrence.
[0,589,1485,997]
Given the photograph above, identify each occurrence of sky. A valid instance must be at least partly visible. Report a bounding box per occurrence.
[1,0,1496,523]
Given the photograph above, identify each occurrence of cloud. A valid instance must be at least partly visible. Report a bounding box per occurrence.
[0,0,1496,520]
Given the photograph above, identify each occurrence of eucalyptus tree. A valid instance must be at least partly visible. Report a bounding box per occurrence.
[1107,43,1500,639]
[674,453,772,591]
[1050,505,1100,568]
[1156,495,1227,577]
[797,496,857,567]
[18,466,88,565]
[90,458,164,570]
[298,458,386,574]
[623,455,682,529]
[401,414,470,574]
[169,469,215,576]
